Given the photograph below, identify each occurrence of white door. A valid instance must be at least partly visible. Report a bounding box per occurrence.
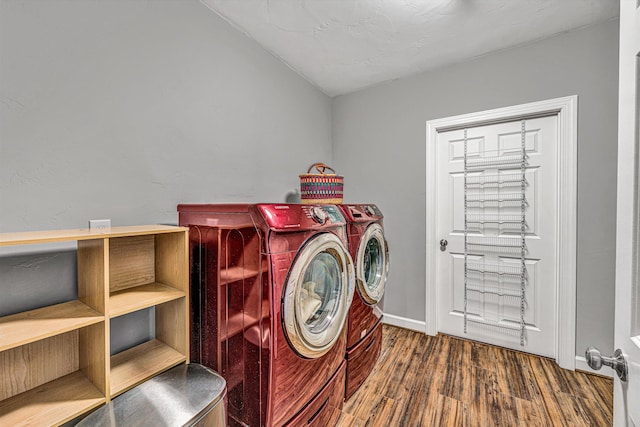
[436,116,557,357]
[611,2,640,425]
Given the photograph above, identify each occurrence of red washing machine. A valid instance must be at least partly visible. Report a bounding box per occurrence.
[338,204,390,400]
[178,203,355,427]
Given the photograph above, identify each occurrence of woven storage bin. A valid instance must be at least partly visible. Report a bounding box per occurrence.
[299,163,344,204]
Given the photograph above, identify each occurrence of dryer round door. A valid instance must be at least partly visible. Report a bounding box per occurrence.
[356,223,389,305]
[283,233,355,359]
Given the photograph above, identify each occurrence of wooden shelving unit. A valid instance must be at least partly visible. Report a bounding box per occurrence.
[0,225,189,426]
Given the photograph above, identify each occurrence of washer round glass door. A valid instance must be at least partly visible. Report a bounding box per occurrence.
[283,233,355,359]
[356,223,389,305]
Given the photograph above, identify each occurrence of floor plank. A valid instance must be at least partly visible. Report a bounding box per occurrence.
[336,325,613,427]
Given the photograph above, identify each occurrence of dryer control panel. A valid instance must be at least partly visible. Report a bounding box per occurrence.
[340,204,383,222]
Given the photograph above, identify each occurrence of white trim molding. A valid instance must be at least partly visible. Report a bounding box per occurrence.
[382,313,426,333]
[425,96,578,370]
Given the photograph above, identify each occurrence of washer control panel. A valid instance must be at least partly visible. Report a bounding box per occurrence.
[257,204,346,230]
[301,205,345,225]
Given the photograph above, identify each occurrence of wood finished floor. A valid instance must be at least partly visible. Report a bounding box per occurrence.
[335,325,613,427]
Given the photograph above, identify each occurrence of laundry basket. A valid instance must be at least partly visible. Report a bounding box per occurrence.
[299,163,344,204]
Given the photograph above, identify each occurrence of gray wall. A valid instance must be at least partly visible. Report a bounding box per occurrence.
[1,0,331,233]
[0,0,331,349]
[332,19,619,356]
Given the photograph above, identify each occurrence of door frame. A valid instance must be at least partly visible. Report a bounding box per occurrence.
[613,2,640,423]
[425,95,578,370]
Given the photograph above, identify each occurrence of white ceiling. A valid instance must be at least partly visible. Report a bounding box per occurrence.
[201,0,619,97]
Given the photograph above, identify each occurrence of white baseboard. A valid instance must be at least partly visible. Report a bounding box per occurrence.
[575,356,613,378]
[382,313,426,333]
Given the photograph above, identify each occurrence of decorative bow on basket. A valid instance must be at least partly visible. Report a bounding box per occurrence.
[299,163,344,204]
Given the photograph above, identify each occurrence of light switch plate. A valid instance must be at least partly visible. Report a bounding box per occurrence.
[89,219,111,230]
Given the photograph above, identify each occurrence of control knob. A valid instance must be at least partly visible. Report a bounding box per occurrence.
[311,207,328,224]
[364,206,375,216]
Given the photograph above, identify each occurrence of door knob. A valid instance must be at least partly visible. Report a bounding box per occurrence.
[439,239,448,252]
[585,347,628,382]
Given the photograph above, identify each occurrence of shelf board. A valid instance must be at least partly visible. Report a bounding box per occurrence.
[0,300,104,352]
[109,282,185,318]
[110,339,186,398]
[220,263,268,285]
[0,371,105,426]
[0,224,187,247]
[221,312,261,341]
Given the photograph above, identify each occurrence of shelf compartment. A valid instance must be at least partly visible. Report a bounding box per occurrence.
[465,173,526,187]
[110,339,186,398]
[465,153,526,170]
[467,236,522,254]
[1,332,80,401]
[109,282,185,318]
[0,371,105,427]
[221,312,261,341]
[466,263,525,278]
[0,301,103,352]
[109,235,156,293]
[221,297,270,342]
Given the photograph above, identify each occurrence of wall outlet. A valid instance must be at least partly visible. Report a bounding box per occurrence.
[89,219,111,230]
